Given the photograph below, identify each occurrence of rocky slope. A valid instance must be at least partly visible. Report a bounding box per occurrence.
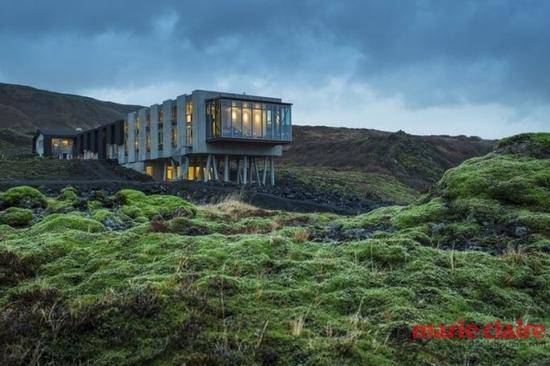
[0,133,548,365]
[0,82,140,132]
[281,126,495,190]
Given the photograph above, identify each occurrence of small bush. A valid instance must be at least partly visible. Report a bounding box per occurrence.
[0,186,47,209]
[0,207,33,227]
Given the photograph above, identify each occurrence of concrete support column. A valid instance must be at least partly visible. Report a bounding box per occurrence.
[212,155,219,181]
[262,157,268,185]
[224,155,229,182]
[171,159,176,181]
[253,158,261,186]
[205,155,212,182]
[243,156,248,184]
[236,158,242,184]
[182,156,189,181]
[270,156,275,185]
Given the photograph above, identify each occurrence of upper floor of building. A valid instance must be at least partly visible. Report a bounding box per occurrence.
[119,90,292,164]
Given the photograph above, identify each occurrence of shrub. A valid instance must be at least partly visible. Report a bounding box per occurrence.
[0,186,47,209]
[0,207,33,227]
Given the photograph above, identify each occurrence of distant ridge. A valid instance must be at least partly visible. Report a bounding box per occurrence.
[0,82,142,132]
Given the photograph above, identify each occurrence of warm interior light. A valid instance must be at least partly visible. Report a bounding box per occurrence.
[232,111,237,120]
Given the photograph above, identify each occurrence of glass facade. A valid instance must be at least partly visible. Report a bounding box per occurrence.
[206,98,291,142]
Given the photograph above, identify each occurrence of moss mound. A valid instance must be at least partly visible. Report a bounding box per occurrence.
[116,189,197,219]
[496,132,550,158]
[0,135,548,365]
[0,207,33,227]
[30,213,105,234]
[58,186,78,203]
[0,186,47,209]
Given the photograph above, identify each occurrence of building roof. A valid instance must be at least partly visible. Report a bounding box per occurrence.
[35,127,80,138]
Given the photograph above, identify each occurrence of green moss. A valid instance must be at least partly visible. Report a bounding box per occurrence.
[58,186,78,202]
[0,136,549,366]
[0,224,16,239]
[390,198,448,228]
[280,167,418,205]
[30,213,105,234]
[0,207,33,227]
[116,189,197,219]
[497,133,550,149]
[435,154,550,208]
[0,186,47,209]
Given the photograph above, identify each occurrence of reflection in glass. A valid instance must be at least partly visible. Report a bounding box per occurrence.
[206,98,291,141]
[242,103,251,137]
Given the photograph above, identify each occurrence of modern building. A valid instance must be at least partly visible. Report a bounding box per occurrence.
[34,90,292,185]
[33,127,80,159]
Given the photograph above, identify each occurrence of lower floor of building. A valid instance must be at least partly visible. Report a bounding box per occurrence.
[123,154,277,185]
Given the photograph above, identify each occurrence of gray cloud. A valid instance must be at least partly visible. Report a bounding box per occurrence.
[0,0,549,137]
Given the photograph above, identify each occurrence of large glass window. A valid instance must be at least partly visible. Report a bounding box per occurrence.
[206,98,291,141]
[231,101,242,137]
[242,103,251,137]
[253,103,262,138]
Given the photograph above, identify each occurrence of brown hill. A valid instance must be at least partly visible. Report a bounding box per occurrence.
[279,126,496,190]
[0,82,141,132]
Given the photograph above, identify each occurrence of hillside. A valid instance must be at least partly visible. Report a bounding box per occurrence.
[0,83,141,132]
[0,133,548,365]
[281,126,495,190]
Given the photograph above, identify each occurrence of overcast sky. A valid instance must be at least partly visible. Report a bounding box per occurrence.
[1,0,549,138]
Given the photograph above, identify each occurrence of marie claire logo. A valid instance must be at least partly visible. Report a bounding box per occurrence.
[412,320,545,340]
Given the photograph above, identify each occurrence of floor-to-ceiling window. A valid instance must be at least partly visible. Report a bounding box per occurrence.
[206,98,291,141]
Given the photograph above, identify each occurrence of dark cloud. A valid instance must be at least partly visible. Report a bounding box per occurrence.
[0,0,549,137]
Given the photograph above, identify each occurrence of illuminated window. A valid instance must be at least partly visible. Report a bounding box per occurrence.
[185,98,193,145]
[242,103,251,137]
[186,125,192,145]
[185,99,192,123]
[159,110,164,123]
[171,126,177,147]
[231,101,242,136]
[171,105,177,122]
[146,131,151,152]
[145,166,153,176]
[253,104,262,138]
[166,166,174,181]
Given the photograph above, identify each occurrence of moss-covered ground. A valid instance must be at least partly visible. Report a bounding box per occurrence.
[0,134,549,365]
[279,167,419,205]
